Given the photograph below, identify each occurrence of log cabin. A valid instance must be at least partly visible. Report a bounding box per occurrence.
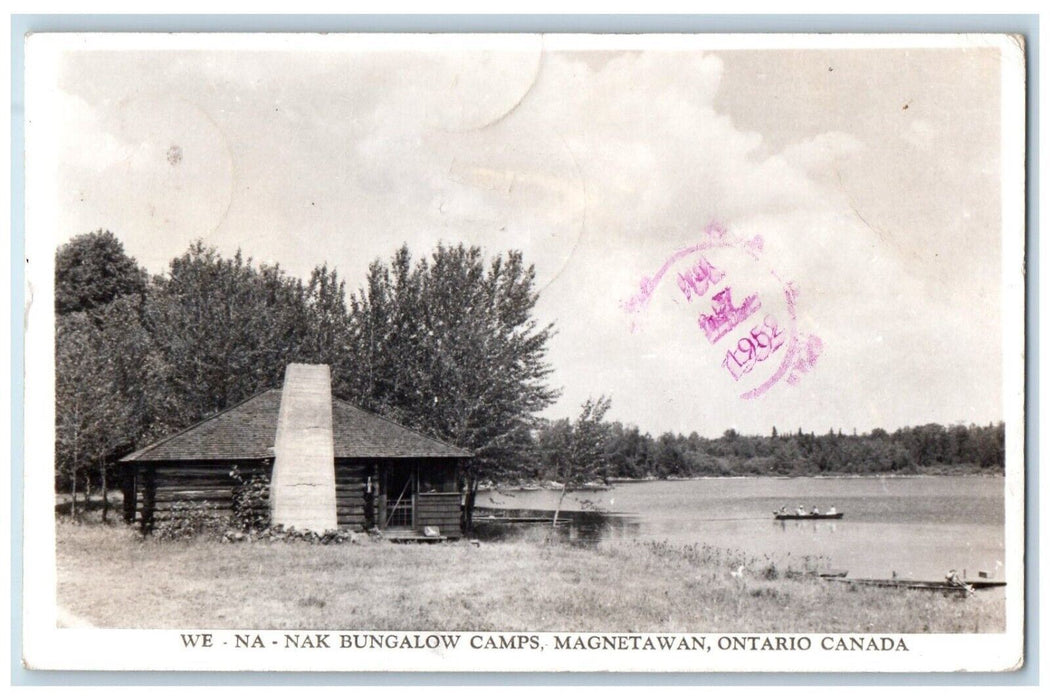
[119,364,471,539]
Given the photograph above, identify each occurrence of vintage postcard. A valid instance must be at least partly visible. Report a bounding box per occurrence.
[22,32,1025,673]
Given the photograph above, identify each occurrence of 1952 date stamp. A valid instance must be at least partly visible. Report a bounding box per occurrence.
[623,222,822,399]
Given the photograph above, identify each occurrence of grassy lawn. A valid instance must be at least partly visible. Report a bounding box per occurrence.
[56,520,1004,633]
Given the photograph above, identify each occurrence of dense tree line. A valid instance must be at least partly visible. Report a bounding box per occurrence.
[514,420,1005,485]
[55,231,1005,521]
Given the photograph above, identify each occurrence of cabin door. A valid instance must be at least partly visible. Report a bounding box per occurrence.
[383,463,415,530]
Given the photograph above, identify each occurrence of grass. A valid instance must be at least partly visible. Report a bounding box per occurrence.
[55,519,1004,633]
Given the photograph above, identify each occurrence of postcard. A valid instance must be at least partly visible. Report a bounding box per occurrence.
[22,32,1026,672]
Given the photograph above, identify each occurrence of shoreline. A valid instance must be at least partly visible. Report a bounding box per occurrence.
[485,471,1004,492]
[55,520,1005,633]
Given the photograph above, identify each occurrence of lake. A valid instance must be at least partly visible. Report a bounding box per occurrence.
[475,475,1005,580]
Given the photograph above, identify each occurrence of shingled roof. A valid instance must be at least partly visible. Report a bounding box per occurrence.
[120,389,472,463]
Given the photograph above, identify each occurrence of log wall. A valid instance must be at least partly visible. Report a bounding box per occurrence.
[335,461,369,530]
[416,492,462,537]
[129,457,467,537]
[134,461,270,531]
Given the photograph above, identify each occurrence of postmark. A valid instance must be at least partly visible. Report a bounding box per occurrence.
[624,222,823,399]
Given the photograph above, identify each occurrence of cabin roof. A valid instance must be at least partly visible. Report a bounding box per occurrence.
[120,389,472,463]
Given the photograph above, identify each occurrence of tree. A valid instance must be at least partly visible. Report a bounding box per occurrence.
[92,296,171,519]
[772,440,804,474]
[544,397,613,529]
[55,230,147,315]
[301,264,353,370]
[605,422,652,479]
[55,231,151,519]
[55,313,130,520]
[143,242,317,429]
[344,243,560,527]
[652,432,686,477]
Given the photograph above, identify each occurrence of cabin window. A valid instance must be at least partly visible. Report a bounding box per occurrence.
[418,469,453,493]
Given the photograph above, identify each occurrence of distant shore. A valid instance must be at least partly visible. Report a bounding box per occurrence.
[485,468,1004,492]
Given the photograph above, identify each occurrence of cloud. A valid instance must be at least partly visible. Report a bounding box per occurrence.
[53,91,133,172]
[899,118,939,150]
[779,131,866,171]
[48,44,1003,435]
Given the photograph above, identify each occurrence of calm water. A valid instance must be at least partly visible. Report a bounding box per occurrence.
[476,476,1005,580]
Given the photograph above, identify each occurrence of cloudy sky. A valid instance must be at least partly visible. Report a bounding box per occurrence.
[34,35,1018,436]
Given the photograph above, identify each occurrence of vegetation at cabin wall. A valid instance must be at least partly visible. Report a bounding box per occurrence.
[54,231,1006,522]
[152,501,226,541]
[229,467,271,533]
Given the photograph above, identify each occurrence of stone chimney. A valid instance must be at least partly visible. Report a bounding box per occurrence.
[269,364,337,532]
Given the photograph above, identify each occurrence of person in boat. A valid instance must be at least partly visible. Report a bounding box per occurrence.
[796,504,806,516]
[811,506,821,515]
[827,506,837,515]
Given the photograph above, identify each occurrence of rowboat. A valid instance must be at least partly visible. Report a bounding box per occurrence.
[773,511,844,520]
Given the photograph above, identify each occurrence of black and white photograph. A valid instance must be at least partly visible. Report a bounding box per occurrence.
[22,32,1025,672]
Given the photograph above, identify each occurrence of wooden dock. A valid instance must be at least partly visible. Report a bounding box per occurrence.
[384,531,449,544]
[828,577,1006,592]
[476,514,567,525]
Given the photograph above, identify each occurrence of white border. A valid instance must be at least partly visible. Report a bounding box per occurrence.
[21,31,1027,673]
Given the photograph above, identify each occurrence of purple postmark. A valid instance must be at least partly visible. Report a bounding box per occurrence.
[698,286,762,344]
[623,222,821,399]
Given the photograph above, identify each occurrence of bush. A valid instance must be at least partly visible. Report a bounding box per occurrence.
[220,524,360,544]
[230,467,271,532]
[153,501,225,540]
